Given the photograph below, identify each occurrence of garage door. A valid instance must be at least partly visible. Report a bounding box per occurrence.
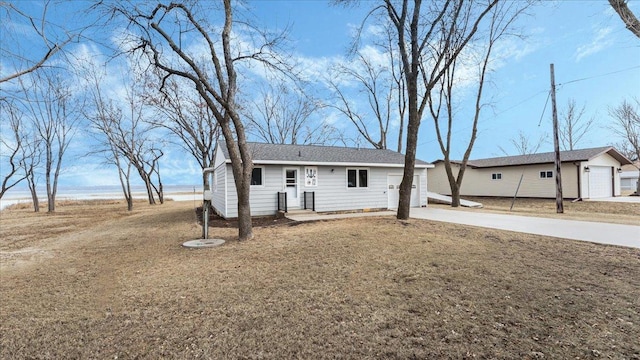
[388,175,420,209]
[589,166,613,198]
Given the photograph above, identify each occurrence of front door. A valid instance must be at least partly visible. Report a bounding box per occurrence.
[285,168,299,208]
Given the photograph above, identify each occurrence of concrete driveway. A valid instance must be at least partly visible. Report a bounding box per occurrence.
[586,196,640,203]
[410,208,640,249]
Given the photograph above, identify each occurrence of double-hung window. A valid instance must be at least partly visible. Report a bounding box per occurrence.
[347,168,368,188]
[491,173,502,180]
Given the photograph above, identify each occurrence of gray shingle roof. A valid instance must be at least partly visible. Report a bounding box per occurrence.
[435,146,632,168]
[217,140,430,167]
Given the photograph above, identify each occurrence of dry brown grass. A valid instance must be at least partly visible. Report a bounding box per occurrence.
[1,201,639,359]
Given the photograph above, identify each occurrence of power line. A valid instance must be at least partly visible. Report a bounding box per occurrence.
[417,65,639,147]
[537,91,551,127]
[494,89,549,117]
[558,65,640,87]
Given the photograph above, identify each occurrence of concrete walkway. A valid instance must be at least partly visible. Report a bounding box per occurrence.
[410,208,640,249]
[285,208,640,249]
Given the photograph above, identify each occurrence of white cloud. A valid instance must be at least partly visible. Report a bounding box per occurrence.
[574,26,614,62]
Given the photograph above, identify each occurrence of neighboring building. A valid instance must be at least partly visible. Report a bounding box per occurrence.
[428,147,633,199]
[620,161,640,192]
[207,141,433,218]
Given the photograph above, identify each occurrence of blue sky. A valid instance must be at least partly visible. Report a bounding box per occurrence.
[1,0,639,189]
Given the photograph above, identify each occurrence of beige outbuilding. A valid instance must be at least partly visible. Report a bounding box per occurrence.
[428,147,633,200]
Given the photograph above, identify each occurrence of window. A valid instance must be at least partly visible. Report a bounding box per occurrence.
[347,168,368,188]
[491,173,502,180]
[540,170,553,179]
[251,167,263,186]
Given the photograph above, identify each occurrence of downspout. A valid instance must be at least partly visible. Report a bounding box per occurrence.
[611,167,615,197]
[575,162,581,200]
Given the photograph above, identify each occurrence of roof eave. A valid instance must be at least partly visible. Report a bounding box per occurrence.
[595,147,634,165]
[224,159,433,168]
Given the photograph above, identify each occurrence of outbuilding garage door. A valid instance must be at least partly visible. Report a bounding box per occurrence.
[388,175,419,209]
[589,166,613,198]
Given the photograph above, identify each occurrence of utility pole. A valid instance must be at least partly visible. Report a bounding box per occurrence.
[550,64,564,213]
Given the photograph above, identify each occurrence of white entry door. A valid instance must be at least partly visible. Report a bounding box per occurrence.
[388,175,419,209]
[589,166,613,198]
[285,168,300,208]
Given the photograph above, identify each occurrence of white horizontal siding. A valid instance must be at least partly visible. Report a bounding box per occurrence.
[309,167,393,212]
[211,164,227,217]
[249,165,285,216]
[220,164,428,218]
[223,164,285,218]
[225,164,238,218]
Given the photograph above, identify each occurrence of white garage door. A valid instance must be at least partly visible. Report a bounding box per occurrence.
[388,175,420,209]
[589,166,613,198]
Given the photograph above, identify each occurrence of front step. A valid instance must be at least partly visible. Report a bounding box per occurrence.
[283,208,315,215]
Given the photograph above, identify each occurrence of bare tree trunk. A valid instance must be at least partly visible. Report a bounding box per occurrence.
[609,0,640,39]
[450,182,461,207]
[45,144,54,212]
[116,155,133,211]
[26,168,39,212]
[398,91,419,219]
[222,126,254,241]
[144,177,156,205]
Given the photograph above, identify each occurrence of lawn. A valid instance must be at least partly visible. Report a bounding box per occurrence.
[1,200,639,359]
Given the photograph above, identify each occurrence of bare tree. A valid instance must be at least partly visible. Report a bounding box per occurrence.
[121,76,164,205]
[0,101,28,199]
[609,0,640,39]
[86,84,135,211]
[376,0,499,219]
[328,21,408,153]
[609,97,640,193]
[145,77,220,189]
[246,83,337,146]
[18,70,80,212]
[0,1,79,84]
[327,51,395,150]
[430,1,529,207]
[82,63,164,208]
[614,140,637,161]
[558,98,595,151]
[499,130,548,156]
[109,1,294,240]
